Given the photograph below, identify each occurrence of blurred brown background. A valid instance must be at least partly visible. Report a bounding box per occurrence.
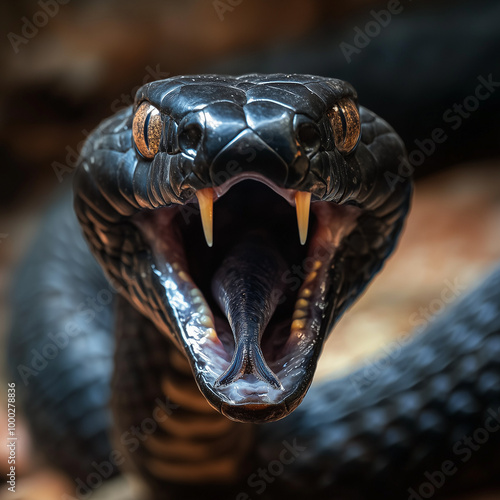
[1,0,499,208]
[0,0,500,498]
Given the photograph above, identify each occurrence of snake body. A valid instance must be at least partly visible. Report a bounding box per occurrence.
[8,74,500,499]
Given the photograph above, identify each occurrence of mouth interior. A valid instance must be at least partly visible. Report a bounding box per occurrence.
[182,181,308,365]
[134,178,360,411]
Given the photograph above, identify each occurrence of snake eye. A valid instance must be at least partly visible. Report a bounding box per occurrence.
[133,101,162,159]
[328,98,361,154]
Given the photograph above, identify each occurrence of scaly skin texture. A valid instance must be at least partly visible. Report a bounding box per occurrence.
[9,196,500,499]
[260,267,500,499]
[8,192,114,481]
[11,75,500,499]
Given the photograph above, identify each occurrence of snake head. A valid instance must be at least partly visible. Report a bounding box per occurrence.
[74,74,412,423]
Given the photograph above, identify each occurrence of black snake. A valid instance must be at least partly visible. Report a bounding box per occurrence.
[8,74,500,499]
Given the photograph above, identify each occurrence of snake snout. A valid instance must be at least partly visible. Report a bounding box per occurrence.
[177,100,315,190]
[210,129,289,186]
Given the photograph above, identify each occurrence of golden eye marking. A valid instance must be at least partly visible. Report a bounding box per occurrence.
[133,101,162,159]
[328,98,361,154]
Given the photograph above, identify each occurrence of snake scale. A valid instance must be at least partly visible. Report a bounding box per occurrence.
[8,74,500,499]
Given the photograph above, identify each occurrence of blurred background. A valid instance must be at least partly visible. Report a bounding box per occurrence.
[0,0,499,498]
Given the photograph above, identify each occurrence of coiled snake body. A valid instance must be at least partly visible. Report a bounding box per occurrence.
[8,74,500,499]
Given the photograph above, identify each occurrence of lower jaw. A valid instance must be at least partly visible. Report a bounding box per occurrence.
[196,353,318,423]
[220,400,294,423]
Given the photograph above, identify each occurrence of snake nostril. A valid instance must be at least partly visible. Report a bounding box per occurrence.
[178,123,202,156]
[297,123,321,153]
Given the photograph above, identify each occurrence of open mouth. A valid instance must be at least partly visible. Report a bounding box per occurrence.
[134,176,360,423]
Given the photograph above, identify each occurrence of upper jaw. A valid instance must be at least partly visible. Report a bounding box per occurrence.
[132,174,361,423]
